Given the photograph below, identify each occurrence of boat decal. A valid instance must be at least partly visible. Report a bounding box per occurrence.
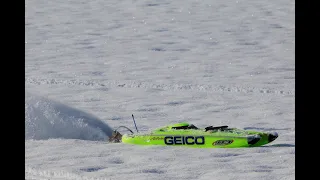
[164,136,205,145]
[212,140,234,146]
[150,137,164,140]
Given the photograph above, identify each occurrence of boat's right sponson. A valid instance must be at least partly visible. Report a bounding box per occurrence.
[121,134,269,148]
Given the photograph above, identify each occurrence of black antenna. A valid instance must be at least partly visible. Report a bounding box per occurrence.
[132,114,139,133]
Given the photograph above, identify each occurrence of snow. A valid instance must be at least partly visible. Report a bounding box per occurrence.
[25,0,295,179]
[25,92,113,141]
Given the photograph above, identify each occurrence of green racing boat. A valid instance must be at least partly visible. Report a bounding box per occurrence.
[109,115,278,148]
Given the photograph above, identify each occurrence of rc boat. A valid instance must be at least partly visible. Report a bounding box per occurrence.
[109,115,278,148]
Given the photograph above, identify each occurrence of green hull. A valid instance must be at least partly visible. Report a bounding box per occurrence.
[121,125,278,148]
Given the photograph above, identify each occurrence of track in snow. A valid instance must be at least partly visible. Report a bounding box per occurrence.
[26,78,294,96]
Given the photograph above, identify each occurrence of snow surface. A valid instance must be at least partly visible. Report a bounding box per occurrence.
[25,0,295,179]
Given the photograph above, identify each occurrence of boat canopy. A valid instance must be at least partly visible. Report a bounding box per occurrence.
[168,122,198,130]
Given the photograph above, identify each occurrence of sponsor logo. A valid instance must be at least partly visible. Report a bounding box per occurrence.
[213,140,233,146]
[164,136,205,145]
[150,137,164,140]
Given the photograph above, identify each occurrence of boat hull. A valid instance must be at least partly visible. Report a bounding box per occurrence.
[121,130,277,148]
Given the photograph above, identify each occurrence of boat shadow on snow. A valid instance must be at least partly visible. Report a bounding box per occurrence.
[264,143,295,147]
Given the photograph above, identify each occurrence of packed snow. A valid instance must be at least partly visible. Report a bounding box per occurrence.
[25,0,295,179]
